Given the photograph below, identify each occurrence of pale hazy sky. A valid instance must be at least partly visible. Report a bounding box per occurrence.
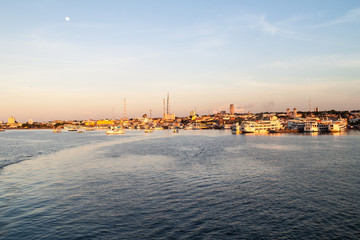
[1,0,360,122]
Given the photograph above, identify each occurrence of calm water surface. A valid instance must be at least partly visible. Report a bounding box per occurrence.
[0,129,359,239]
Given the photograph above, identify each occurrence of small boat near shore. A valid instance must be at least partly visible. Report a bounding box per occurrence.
[145,129,154,133]
[106,129,125,135]
[53,128,62,133]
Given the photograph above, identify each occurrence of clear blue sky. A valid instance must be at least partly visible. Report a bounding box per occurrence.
[1,0,359,121]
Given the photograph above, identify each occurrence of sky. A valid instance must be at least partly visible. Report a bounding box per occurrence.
[1,0,360,122]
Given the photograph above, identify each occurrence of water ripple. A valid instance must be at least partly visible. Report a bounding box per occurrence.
[0,130,359,239]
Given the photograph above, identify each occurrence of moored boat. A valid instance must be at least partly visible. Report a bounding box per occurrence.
[106,129,125,135]
[53,128,62,133]
[328,119,347,132]
[231,123,241,134]
[304,121,319,132]
[240,121,256,133]
[269,129,300,133]
[240,120,282,133]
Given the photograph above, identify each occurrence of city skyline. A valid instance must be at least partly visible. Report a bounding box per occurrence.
[1,1,360,122]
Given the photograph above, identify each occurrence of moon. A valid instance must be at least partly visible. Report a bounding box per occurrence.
[65,17,70,22]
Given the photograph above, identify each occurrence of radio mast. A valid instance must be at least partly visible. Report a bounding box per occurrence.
[163,98,166,119]
[123,98,127,120]
[167,92,170,115]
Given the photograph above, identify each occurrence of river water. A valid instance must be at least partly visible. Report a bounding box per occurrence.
[0,129,359,239]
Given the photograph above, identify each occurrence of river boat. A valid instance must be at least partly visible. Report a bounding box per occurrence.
[287,120,306,131]
[173,128,179,133]
[68,128,77,132]
[269,129,300,133]
[53,128,62,133]
[145,129,154,133]
[77,130,85,133]
[304,121,319,132]
[317,121,332,132]
[328,119,347,132]
[184,125,192,130]
[231,123,241,134]
[0,129,5,132]
[240,120,282,133]
[106,129,125,135]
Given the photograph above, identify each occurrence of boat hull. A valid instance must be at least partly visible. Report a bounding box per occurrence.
[106,130,125,135]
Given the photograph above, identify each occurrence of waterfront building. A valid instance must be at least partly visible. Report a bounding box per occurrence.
[96,119,115,126]
[85,120,96,126]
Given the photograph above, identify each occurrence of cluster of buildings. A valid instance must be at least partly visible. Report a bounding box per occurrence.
[2,92,358,133]
[1,105,360,134]
[0,116,43,129]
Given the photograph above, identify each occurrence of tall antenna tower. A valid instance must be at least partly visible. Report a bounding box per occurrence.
[163,98,166,119]
[123,98,127,120]
[308,97,311,112]
[150,109,152,119]
[167,92,170,115]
